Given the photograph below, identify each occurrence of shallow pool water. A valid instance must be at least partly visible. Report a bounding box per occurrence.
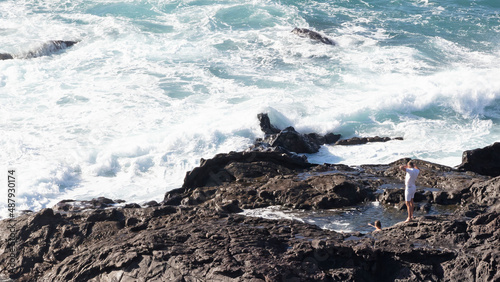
[241,201,457,234]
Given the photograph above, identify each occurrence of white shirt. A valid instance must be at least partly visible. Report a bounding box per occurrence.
[405,168,420,188]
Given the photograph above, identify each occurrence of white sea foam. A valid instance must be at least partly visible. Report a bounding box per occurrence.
[241,206,305,223]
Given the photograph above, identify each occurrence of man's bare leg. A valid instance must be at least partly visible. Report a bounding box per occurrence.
[410,199,415,220]
[405,201,412,222]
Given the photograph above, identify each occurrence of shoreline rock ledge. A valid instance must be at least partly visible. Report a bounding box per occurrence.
[1,139,499,280]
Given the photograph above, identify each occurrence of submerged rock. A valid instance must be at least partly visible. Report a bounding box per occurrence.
[23,40,79,59]
[292,27,337,45]
[0,40,79,60]
[0,53,13,60]
[335,136,403,146]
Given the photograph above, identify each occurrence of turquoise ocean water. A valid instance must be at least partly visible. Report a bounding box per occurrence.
[1,0,499,217]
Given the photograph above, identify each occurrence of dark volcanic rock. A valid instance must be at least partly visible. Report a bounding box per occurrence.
[2,140,500,281]
[270,126,322,154]
[254,113,400,154]
[257,113,280,135]
[379,189,405,204]
[170,153,382,211]
[176,154,492,214]
[24,40,79,59]
[255,113,340,154]
[335,136,403,146]
[0,53,13,60]
[182,150,314,189]
[467,176,500,206]
[325,132,343,144]
[1,40,79,61]
[292,27,337,45]
[457,142,500,177]
[53,197,118,212]
[1,204,499,281]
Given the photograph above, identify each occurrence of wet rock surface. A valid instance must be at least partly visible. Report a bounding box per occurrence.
[292,27,337,46]
[335,136,403,146]
[0,53,14,60]
[0,40,79,60]
[254,113,401,154]
[256,113,338,154]
[53,197,125,212]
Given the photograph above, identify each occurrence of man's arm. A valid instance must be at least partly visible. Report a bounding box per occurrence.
[399,165,407,172]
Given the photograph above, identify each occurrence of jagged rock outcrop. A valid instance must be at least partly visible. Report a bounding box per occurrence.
[268,126,324,153]
[257,113,281,135]
[255,113,341,154]
[255,113,402,154]
[468,176,500,206]
[457,142,500,177]
[181,150,314,189]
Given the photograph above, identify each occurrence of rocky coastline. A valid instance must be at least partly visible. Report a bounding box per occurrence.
[0,115,499,281]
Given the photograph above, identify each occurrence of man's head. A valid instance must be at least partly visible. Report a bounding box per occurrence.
[374,220,382,229]
[408,161,415,168]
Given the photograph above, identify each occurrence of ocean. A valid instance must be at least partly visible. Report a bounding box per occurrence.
[1,0,499,219]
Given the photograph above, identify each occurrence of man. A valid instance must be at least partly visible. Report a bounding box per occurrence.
[400,161,420,222]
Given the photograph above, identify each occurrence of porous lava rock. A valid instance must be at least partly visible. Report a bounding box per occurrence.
[457,142,500,177]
